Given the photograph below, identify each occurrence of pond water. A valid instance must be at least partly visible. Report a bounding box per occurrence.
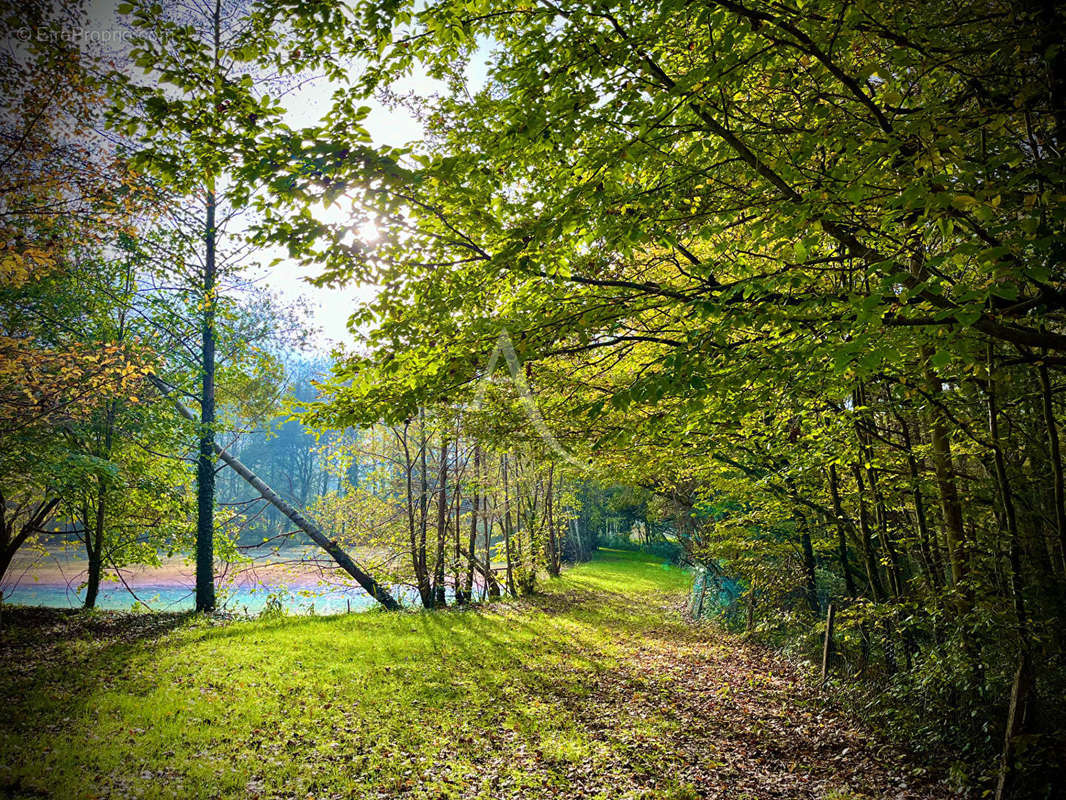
[1,581,390,615]
[0,548,410,615]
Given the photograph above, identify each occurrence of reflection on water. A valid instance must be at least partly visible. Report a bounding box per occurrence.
[1,582,390,614]
[0,547,409,615]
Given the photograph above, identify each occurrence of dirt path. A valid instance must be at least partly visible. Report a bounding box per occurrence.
[491,589,952,800]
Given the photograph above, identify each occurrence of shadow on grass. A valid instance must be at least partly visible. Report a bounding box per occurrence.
[0,551,712,799]
[0,606,194,797]
[1,606,193,693]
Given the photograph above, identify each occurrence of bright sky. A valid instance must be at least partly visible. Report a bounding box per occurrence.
[83,0,489,352]
[257,72,434,351]
[282,55,489,350]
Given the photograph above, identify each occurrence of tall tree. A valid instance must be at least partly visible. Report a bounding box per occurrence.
[108,0,286,610]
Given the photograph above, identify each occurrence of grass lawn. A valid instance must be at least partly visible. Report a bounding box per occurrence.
[0,549,944,799]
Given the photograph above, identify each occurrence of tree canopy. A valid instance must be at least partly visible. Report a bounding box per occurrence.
[3,0,1065,794]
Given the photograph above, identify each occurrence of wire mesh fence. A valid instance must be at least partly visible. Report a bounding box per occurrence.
[688,562,743,621]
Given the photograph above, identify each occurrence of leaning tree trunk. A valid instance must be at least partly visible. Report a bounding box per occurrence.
[151,376,400,610]
[0,498,61,589]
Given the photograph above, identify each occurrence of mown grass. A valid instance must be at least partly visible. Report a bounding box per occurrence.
[1,549,692,800]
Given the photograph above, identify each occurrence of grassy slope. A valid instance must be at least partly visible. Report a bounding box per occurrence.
[1,550,944,800]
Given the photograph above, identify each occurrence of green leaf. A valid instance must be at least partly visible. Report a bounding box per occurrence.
[929,349,952,369]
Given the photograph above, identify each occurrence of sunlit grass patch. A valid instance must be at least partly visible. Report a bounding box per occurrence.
[1,550,692,799]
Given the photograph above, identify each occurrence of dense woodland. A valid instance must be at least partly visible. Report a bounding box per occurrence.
[2,0,1066,796]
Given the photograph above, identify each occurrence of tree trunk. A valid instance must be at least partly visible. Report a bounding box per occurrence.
[453,481,464,604]
[452,434,463,604]
[196,185,217,613]
[463,446,480,601]
[502,453,516,597]
[854,384,903,597]
[800,525,819,615]
[417,413,432,607]
[898,414,941,590]
[851,464,886,601]
[572,518,586,562]
[526,475,540,593]
[0,548,11,601]
[867,469,903,598]
[151,376,400,610]
[401,423,432,608]
[820,603,836,686]
[925,365,969,587]
[987,347,1027,634]
[195,2,222,614]
[485,493,499,599]
[459,544,499,596]
[0,540,14,596]
[0,498,60,587]
[986,349,1033,755]
[433,438,449,607]
[84,399,115,610]
[1038,361,1066,573]
[83,487,105,610]
[827,465,858,597]
[995,652,1035,800]
[694,568,708,618]
[828,464,870,668]
[546,463,561,578]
